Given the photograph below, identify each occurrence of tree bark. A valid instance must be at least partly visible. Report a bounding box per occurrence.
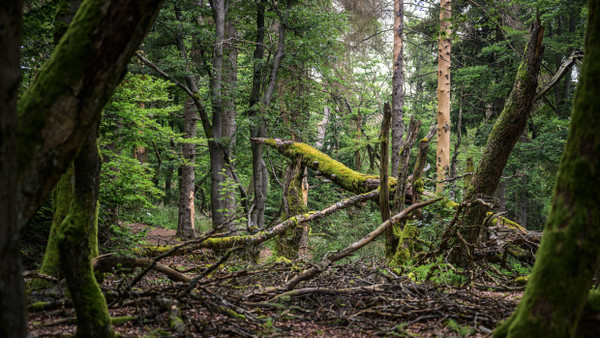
[0,1,23,336]
[177,99,197,238]
[277,157,309,259]
[391,0,405,177]
[493,2,600,334]
[436,0,452,192]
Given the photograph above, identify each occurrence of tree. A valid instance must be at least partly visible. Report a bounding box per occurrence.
[1,0,164,335]
[0,1,23,336]
[436,0,452,192]
[494,0,600,334]
[391,0,405,177]
[461,19,544,247]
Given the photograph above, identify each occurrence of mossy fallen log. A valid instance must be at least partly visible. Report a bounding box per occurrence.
[255,137,529,236]
[252,138,395,193]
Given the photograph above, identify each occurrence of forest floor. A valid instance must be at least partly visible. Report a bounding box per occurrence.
[27,223,523,337]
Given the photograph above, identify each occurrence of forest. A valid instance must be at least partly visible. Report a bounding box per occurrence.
[1,0,599,336]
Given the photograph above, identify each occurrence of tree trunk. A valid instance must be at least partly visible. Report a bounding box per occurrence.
[208,0,231,229]
[391,0,405,177]
[0,1,23,336]
[462,21,544,245]
[493,2,600,334]
[177,99,197,238]
[221,20,238,230]
[30,165,74,291]
[436,0,452,192]
[58,125,114,337]
[17,0,165,225]
[3,0,163,334]
[277,157,309,259]
[380,103,393,259]
[248,0,267,229]
[31,0,82,291]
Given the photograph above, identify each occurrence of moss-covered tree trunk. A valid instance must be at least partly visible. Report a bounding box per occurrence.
[461,20,544,247]
[276,157,309,259]
[493,2,600,335]
[29,166,74,291]
[30,0,82,292]
[58,126,114,337]
[253,138,394,194]
[0,1,23,336]
[1,0,164,334]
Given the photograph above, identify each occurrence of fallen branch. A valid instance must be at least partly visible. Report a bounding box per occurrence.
[137,189,380,255]
[92,254,192,283]
[249,197,443,297]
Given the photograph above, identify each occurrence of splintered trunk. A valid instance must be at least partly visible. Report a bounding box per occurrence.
[462,21,544,247]
[177,99,197,238]
[277,157,309,259]
[436,0,452,192]
[493,2,600,335]
[58,127,114,337]
[0,1,23,335]
[391,0,405,177]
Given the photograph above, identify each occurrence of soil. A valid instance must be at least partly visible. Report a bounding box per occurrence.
[26,223,522,337]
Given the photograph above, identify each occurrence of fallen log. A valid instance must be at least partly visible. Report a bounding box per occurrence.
[252,138,395,194]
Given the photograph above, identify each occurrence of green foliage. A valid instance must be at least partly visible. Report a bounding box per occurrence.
[446,319,475,337]
[99,153,164,218]
[400,258,466,286]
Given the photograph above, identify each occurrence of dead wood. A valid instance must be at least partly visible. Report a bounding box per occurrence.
[248,197,443,298]
[92,254,192,283]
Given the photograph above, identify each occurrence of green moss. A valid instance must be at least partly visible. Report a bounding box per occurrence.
[30,302,48,311]
[586,289,600,313]
[224,308,246,320]
[110,316,135,325]
[270,139,395,193]
[390,222,419,266]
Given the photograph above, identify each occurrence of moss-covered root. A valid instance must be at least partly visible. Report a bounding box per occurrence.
[58,132,114,338]
[493,2,600,336]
